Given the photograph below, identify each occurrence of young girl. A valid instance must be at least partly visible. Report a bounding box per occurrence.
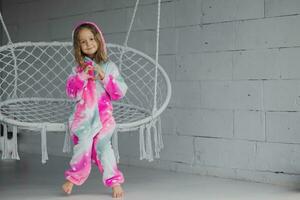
[62,21,127,198]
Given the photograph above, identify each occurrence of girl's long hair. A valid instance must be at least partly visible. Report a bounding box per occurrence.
[73,24,108,67]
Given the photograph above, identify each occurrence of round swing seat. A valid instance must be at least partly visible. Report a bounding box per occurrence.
[0,98,153,131]
[0,42,171,133]
[0,98,73,131]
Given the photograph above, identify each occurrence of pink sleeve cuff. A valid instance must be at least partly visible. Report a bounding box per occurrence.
[66,75,85,99]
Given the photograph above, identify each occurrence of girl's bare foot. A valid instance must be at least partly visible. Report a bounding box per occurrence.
[112,184,124,198]
[62,180,74,195]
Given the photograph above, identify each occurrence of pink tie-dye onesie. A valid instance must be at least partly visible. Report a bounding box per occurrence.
[65,57,128,187]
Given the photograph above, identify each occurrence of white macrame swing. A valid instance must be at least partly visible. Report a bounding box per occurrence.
[0,0,171,163]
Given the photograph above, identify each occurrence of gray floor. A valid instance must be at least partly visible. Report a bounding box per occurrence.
[1,153,300,200]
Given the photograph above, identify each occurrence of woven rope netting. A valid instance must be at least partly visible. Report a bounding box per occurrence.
[0,42,170,130]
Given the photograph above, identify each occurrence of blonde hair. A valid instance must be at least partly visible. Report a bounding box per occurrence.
[73,24,107,67]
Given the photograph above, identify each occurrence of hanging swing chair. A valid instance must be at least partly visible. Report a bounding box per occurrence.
[0,0,171,163]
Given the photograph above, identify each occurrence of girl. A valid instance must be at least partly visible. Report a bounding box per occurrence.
[62,21,127,198]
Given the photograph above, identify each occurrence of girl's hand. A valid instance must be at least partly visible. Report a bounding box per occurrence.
[82,65,95,80]
[83,65,93,73]
[83,64,105,80]
[94,64,105,80]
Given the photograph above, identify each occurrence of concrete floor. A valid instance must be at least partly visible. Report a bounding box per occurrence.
[1,153,300,200]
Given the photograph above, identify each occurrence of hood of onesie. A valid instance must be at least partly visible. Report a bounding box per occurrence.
[72,21,107,55]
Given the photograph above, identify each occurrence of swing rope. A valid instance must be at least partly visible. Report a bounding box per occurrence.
[0,12,13,44]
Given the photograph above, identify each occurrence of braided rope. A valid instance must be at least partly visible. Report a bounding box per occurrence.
[123,0,140,47]
[119,0,140,73]
[0,12,12,44]
[152,0,161,115]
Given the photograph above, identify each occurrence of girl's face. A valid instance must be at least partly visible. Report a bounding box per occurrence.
[78,28,98,58]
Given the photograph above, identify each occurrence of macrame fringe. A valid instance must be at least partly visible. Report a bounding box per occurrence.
[157,116,164,150]
[153,121,159,158]
[41,125,48,164]
[138,117,164,162]
[0,130,3,153]
[139,124,146,160]
[145,123,153,161]
[112,128,119,163]
[11,126,20,160]
[63,123,71,153]
[2,124,9,159]
[0,124,19,160]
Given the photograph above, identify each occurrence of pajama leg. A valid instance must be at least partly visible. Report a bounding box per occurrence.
[93,120,124,187]
[91,136,103,173]
[65,134,93,186]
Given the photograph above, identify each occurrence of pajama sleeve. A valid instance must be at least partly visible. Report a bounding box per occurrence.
[101,61,128,101]
[66,70,89,100]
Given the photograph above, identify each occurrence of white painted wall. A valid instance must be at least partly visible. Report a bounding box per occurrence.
[2,0,300,186]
